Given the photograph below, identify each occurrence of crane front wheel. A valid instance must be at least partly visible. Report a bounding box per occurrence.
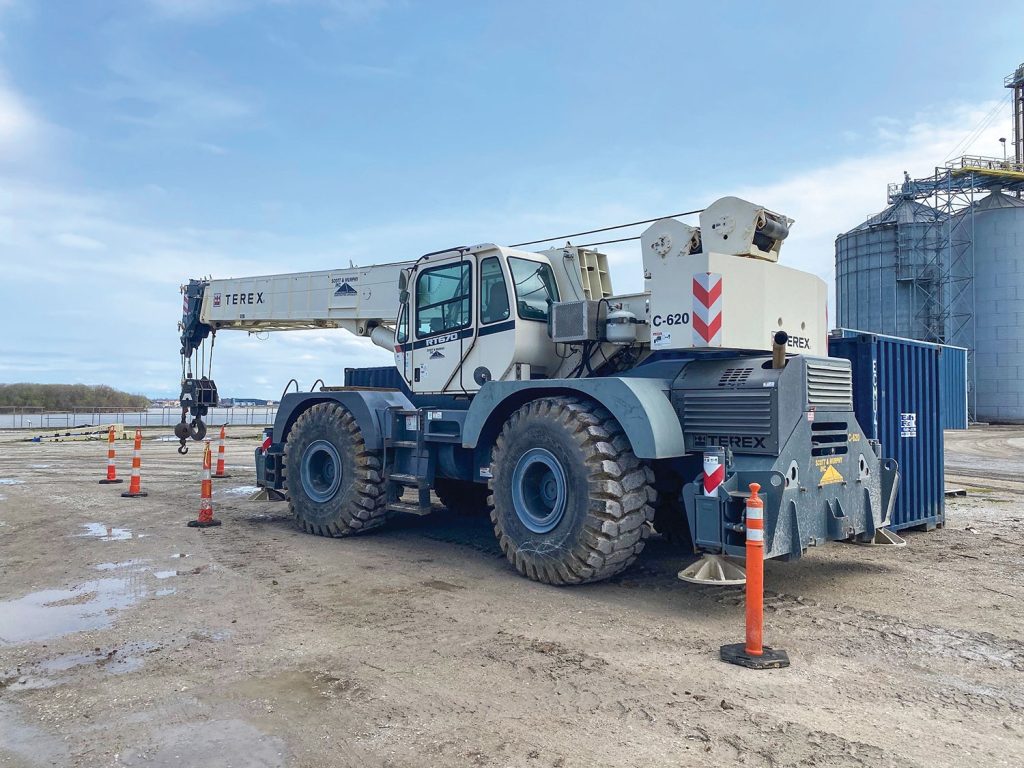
[488,397,656,585]
[284,402,387,537]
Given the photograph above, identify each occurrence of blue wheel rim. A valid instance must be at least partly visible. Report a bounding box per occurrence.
[511,448,567,533]
[301,439,342,503]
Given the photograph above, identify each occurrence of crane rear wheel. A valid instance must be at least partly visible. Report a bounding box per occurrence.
[488,397,656,585]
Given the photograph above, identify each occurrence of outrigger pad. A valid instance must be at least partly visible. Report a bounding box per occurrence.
[855,527,907,547]
[720,643,790,669]
[678,554,746,585]
[248,488,287,502]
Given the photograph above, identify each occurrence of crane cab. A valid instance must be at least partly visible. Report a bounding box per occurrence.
[393,245,568,395]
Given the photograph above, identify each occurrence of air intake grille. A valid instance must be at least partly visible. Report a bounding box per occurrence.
[718,367,753,386]
[806,361,853,410]
[680,390,773,435]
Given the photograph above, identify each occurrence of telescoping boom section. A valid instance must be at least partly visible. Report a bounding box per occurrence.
[175,195,899,586]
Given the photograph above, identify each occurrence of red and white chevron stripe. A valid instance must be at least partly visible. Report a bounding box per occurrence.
[692,272,723,346]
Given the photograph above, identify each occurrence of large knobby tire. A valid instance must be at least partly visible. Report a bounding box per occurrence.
[284,402,387,537]
[434,478,490,516]
[488,397,656,585]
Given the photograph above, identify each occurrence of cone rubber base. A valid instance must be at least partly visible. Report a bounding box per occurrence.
[121,491,148,497]
[212,473,232,479]
[99,479,124,485]
[187,518,222,528]
[720,643,790,669]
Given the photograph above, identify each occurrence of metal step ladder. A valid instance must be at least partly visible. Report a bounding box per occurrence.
[383,408,433,516]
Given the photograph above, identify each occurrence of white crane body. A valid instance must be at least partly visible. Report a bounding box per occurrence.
[175,196,899,587]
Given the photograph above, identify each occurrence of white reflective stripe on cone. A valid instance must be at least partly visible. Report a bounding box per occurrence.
[747,528,764,542]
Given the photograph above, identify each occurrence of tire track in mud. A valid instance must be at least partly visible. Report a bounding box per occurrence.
[706,586,1024,675]
[476,629,920,768]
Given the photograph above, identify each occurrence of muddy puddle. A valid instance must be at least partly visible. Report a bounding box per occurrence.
[0,577,150,644]
[0,478,25,485]
[2,640,160,691]
[77,522,136,541]
[0,559,186,645]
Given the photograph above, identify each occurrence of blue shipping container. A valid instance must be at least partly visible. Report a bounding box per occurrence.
[828,331,945,531]
[938,345,968,430]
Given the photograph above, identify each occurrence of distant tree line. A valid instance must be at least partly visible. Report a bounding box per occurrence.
[0,383,151,410]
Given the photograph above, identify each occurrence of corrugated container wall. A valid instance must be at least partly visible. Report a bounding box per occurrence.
[962,191,1024,423]
[835,200,945,339]
[938,344,969,430]
[828,332,945,531]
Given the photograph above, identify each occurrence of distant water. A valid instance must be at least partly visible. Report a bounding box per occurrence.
[0,406,277,430]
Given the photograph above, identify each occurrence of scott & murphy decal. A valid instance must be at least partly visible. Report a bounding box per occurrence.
[333,276,358,296]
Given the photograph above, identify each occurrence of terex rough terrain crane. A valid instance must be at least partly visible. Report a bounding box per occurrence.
[177,196,899,585]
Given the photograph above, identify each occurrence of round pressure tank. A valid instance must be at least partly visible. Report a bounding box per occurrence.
[834,198,944,339]
[605,309,639,345]
[964,190,1024,423]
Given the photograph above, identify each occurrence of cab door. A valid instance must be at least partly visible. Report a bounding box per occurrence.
[409,255,473,393]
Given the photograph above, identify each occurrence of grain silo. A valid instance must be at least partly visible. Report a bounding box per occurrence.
[834,198,945,339]
[967,190,1024,423]
[835,61,1024,422]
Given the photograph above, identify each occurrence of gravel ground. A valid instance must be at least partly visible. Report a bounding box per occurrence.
[0,425,1022,767]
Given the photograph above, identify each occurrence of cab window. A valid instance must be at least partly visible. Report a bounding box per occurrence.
[415,261,471,337]
[479,257,510,324]
[509,257,559,322]
[396,302,408,344]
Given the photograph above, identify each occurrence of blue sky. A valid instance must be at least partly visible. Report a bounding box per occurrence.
[1,0,1022,398]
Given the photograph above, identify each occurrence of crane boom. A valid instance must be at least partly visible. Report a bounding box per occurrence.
[180,260,412,358]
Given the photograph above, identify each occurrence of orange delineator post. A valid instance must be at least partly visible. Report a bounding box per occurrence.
[120,428,148,498]
[719,482,789,669]
[212,425,231,479]
[744,483,765,656]
[98,426,123,485]
[188,440,222,528]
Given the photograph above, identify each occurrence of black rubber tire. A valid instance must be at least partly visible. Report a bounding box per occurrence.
[488,397,656,585]
[652,471,694,550]
[434,478,490,516]
[284,402,387,537]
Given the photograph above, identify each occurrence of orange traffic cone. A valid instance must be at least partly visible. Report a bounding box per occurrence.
[212,425,231,479]
[120,429,148,498]
[188,440,221,528]
[98,426,123,485]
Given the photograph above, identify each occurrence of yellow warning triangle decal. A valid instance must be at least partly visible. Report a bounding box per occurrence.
[820,465,844,486]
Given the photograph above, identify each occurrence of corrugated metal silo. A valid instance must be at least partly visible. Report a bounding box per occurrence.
[835,199,945,339]
[968,190,1024,423]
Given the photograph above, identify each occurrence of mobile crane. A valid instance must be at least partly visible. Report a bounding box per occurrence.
[176,196,899,585]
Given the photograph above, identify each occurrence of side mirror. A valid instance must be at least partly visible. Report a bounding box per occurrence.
[399,290,409,304]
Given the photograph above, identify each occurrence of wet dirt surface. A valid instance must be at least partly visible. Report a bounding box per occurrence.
[0,426,1022,767]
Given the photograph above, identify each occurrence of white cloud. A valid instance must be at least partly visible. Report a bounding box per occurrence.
[0,71,40,158]
[53,232,106,251]
[142,0,252,22]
